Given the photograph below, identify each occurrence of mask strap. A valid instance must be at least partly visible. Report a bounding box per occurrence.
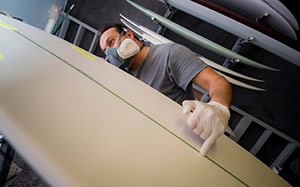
[117,30,125,47]
[139,39,145,51]
[119,60,131,72]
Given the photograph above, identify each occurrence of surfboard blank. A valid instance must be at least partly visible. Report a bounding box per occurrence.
[0,15,290,187]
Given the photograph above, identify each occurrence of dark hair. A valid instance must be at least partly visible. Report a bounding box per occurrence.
[98,23,139,40]
[98,23,124,36]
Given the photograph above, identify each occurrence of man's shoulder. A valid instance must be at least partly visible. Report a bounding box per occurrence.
[151,43,184,49]
[150,43,188,54]
[151,43,174,49]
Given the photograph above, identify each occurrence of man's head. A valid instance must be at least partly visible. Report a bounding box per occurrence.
[98,23,143,71]
[99,23,140,54]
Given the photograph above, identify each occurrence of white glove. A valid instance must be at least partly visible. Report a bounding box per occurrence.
[182,100,230,156]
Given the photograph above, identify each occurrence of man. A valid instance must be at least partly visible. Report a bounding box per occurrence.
[99,23,232,156]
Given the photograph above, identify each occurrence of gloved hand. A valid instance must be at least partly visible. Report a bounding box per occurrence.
[182,100,230,156]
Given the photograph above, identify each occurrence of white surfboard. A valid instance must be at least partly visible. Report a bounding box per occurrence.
[199,57,266,91]
[0,15,290,187]
[157,0,300,67]
[263,0,299,30]
[215,71,265,91]
[119,14,266,91]
[210,0,297,40]
[121,16,172,45]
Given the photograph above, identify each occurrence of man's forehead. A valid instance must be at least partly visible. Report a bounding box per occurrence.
[100,28,118,41]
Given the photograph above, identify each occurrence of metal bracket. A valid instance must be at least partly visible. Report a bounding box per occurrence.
[255,12,269,23]
[240,36,255,45]
[161,0,174,11]
[222,36,255,68]
[156,1,177,35]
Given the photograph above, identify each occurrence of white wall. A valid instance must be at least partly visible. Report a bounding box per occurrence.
[0,0,67,30]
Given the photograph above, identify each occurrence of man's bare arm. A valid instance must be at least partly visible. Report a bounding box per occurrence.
[192,66,232,108]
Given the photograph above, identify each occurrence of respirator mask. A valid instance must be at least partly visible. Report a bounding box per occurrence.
[105,29,144,72]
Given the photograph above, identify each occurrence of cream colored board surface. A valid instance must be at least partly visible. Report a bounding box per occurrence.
[0,15,290,187]
[0,19,241,187]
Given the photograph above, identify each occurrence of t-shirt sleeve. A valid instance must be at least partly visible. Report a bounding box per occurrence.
[168,44,208,90]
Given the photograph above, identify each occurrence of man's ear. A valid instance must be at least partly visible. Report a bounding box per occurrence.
[125,30,135,39]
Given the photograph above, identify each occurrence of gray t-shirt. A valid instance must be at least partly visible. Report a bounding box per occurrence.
[130,43,207,104]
